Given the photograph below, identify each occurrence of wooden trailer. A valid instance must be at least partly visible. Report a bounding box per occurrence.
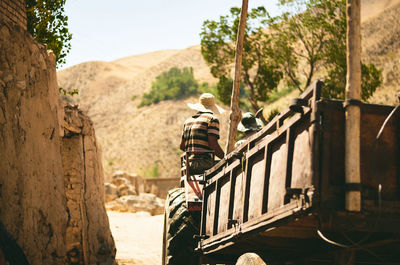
[197,81,400,264]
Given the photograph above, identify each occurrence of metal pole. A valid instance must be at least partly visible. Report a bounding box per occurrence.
[226,0,248,154]
[345,0,361,212]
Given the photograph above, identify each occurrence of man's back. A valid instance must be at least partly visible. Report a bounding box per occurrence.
[180,93,225,174]
[181,110,219,157]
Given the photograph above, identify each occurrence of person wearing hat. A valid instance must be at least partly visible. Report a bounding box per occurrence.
[180,93,225,174]
[234,112,263,149]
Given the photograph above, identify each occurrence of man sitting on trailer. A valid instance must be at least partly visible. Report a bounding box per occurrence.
[234,112,263,149]
[180,93,225,174]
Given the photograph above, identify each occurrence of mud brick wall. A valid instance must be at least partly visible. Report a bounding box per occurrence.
[0,0,27,30]
[0,18,115,265]
[0,19,67,264]
[63,105,116,265]
[145,177,180,199]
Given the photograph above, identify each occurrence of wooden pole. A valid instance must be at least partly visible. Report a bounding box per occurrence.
[225,0,248,154]
[345,0,361,212]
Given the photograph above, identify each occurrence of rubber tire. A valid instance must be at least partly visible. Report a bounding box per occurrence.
[162,188,200,265]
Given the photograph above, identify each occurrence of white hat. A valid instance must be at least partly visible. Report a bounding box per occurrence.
[187,93,225,114]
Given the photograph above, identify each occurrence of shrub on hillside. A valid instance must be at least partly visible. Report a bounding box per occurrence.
[139,67,202,107]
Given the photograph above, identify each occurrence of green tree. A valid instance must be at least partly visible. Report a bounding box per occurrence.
[272,0,382,99]
[26,0,72,66]
[201,0,382,106]
[139,67,201,107]
[201,7,283,112]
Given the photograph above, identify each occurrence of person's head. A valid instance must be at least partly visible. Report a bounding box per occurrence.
[187,93,225,114]
[238,112,263,135]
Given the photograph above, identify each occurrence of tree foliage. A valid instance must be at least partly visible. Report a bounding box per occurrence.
[201,7,282,112]
[200,0,382,109]
[139,67,202,107]
[216,76,249,110]
[276,0,382,100]
[26,0,72,67]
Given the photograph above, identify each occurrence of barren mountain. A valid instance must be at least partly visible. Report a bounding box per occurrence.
[362,0,400,105]
[58,1,400,180]
[58,46,222,179]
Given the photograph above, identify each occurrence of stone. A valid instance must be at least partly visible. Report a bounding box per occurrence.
[104,183,118,202]
[236,253,267,265]
[116,184,136,197]
[130,175,146,194]
[112,170,127,179]
[111,177,130,187]
[106,193,165,216]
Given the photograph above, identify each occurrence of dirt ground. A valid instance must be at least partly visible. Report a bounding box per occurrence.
[107,211,164,265]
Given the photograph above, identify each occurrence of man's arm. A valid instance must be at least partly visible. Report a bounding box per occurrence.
[180,137,185,151]
[208,135,224,159]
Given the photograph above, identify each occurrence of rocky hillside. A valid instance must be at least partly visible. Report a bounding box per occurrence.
[57,0,400,180]
[58,46,224,179]
[362,0,400,105]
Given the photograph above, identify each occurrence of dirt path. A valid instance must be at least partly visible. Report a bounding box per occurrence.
[107,211,164,265]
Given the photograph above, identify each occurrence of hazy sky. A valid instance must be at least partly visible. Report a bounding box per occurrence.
[61,0,281,70]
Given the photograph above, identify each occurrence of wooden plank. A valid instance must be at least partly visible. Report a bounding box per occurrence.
[225,159,241,174]
[217,174,231,234]
[248,151,267,220]
[207,168,226,188]
[320,107,345,209]
[201,201,304,252]
[262,143,272,214]
[213,176,222,235]
[227,169,235,229]
[232,171,245,225]
[243,147,251,222]
[205,183,217,236]
[360,111,399,200]
[284,127,294,204]
[268,136,288,210]
[291,125,312,189]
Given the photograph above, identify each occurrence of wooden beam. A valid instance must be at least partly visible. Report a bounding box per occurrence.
[345,0,361,212]
[225,0,248,153]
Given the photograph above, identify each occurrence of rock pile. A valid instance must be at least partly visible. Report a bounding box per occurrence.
[105,171,165,215]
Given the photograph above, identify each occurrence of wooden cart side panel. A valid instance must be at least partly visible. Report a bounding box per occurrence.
[206,111,315,234]
[320,104,346,209]
[318,101,400,210]
[217,174,231,234]
[204,183,216,236]
[199,81,325,253]
[232,170,245,225]
[267,135,288,211]
[291,122,313,189]
[248,150,267,220]
[360,108,400,201]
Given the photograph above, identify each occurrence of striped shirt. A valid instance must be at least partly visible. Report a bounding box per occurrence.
[181,111,220,157]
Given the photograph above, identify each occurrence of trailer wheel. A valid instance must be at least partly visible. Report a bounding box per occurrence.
[162,188,200,265]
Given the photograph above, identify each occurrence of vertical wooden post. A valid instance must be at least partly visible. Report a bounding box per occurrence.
[225,0,248,154]
[345,0,361,212]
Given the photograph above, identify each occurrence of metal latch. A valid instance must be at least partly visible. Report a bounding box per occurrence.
[193,234,209,240]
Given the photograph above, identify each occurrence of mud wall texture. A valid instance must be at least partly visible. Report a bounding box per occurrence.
[0,19,115,265]
[145,177,179,199]
[0,20,67,264]
[63,105,115,264]
[0,0,27,30]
